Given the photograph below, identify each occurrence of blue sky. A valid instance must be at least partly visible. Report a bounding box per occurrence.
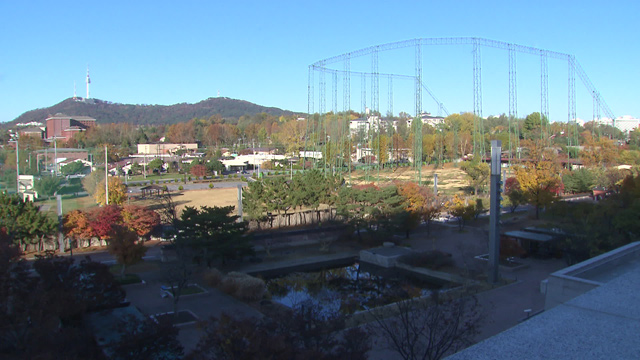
[1,0,638,124]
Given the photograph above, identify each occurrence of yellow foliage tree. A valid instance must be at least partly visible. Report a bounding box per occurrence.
[514,161,561,219]
[447,194,475,231]
[94,177,128,206]
[580,132,618,167]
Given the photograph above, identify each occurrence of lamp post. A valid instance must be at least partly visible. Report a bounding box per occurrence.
[15,135,19,193]
[105,145,109,205]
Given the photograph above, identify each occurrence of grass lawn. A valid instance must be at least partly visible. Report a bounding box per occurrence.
[115,273,142,285]
[128,174,183,182]
[180,285,205,295]
[38,194,96,217]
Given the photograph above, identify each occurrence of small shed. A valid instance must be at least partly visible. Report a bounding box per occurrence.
[503,230,558,257]
[140,184,166,198]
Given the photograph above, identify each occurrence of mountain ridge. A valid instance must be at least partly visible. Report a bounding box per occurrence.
[7,97,300,126]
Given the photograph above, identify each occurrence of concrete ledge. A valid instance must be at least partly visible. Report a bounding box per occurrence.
[545,241,640,310]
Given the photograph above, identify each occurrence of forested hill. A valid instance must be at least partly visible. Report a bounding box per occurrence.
[9,97,299,126]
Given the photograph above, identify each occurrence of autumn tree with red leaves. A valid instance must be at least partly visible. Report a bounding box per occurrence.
[191,164,207,177]
[63,210,94,250]
[121,205,160,240]
[87,205,123,243]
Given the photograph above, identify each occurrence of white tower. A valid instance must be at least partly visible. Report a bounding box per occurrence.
[86,66,91,99]
[73,81,77,100]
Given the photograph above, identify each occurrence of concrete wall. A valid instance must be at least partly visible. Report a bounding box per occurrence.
[544,241,640,310]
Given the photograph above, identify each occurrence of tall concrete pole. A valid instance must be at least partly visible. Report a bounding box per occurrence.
[434,173,438,196]
[489,140,502,283]
[54,139,58,176]
[237,184,243,222]
[105,145,109,205]
[15,136,19,193]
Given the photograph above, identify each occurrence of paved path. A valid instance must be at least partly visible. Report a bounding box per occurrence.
[366,223,566,359]
[122,267,262,354]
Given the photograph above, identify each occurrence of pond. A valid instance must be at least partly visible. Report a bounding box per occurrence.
[267,262,444,315]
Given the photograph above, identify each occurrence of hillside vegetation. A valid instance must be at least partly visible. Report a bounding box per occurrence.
[8,97,299,126]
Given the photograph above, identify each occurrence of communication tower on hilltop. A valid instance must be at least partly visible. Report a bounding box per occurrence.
[73,81,77,100]
[86,66,91,99]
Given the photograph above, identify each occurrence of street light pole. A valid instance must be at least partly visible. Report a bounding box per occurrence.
[15,135,19,194]
[488,140,502,284]
[105,145,109,205]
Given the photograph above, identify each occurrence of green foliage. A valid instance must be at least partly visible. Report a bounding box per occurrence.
[208,183,214,189]
[33,176,62,199]
[11,97,295,127]
[175,205,253,266]
[205,159,225,174]
[178,185,184,191]
[563,168,595,194]
[459,160,490,195]
[60,161,88,176]
[0,193,57,248]
[148,158,164,173]
[551,174,640,264]
[337,184,405,241]
[522,112,549,140]
[81,169,105,198]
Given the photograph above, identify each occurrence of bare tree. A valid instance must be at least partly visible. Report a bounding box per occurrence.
[369,292,483,360]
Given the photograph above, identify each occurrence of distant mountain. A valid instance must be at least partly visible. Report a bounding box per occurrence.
[8,97,299,126]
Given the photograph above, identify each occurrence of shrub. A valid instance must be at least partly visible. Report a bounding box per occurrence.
[219,272,243,295]
[188,176,192,181]
[178,185,184,191]
[209,183,214,189]
[219,272,266,301]
[149,180,154,184]
[203,268,224,287]
[240,176,247,182]
[234,276,266,301]
[398,250,453,270]
[162,185,168,192]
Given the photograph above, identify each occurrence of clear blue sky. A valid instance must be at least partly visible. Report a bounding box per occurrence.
[1,0,638,124]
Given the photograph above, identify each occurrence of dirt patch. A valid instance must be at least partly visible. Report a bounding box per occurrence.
[350,164,468,194]
[133,188,240,215]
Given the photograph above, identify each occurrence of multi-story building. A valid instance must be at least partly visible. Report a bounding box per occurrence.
[45,114,96,141]
[137,143,199,156]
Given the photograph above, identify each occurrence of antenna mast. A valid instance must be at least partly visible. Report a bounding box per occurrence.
[86,66,91,99]
[73,81,77,100]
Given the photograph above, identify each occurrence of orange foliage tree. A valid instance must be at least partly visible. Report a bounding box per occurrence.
[122,205,161,240]
[396,182,442,235]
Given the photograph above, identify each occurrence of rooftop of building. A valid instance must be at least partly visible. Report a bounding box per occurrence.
[46,113,96,121]
[447,242,640,359]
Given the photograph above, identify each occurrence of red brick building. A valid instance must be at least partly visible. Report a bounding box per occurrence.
[45,114,96,141]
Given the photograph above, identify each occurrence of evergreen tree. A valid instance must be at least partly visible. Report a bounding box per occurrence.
[176,205,253,266]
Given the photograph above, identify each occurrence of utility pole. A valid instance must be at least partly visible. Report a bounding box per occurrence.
[15,135,19,194]
[105,145,109,205]
[54,139,58,176]
[488,140,503,284]
[237,184,243,222]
